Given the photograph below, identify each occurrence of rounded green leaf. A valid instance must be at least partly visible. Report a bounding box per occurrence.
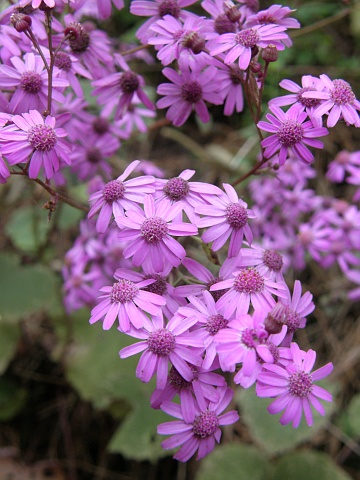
[196,443,269,480]
[272,450,352,480]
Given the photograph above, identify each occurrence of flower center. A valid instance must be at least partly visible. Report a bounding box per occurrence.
[268,341,280,363]
[119,71,139,94]
[169,366,191,390]
[158,0,181,18]
[229,66,244,85]
[70,31,90,53]
[54,52,72,72]
[234,268,264,294]
[20,71,43,94]
[87,147,102,164]
[110,279,138,303]
[297,87,321,108]
[207,278,227,302]
[276,120,304,146]
[262,249,283,272]
[285,308,302,332]
[103,180,125,202]
[331,79,355,105]
[92,117,109,134]
[141,217,169,244]
[143,274,167,296]
[241,327,259,348]
[226,203,248,230]
[214,14,237,34]
[206,314,228,335]
[28,124,57,151]
[147,328,176,356]
[181,81,202,103]
[163,177,190,201]
[288,371,313,397]
[235,28,260,48]
[193,410,219,438]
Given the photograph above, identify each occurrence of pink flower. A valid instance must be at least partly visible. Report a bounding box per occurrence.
[209,24,289,70]
[302,74,360,128]
[88,160,155,233]
[0,52,68,114]
[0,110,71,179]
[119,311,203,389]
[256,342,333,427]
[156,63,223,126]
[196,183,255,257]
[89,275,166,332]
[116,194,198,272]
[158,386,239,461]
[258,104,329,165]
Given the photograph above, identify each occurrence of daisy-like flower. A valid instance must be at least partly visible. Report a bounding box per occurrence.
[148,15,212,65]
[89,275,166,332]
[0,110,71,179]
[52,51,92,98]
[92,54,154,120]
[215,62,244,116]
[88,160,155,233]
[177,291,234,370]
[116,194,198,273]
[214,310,273,376]
[155,169,222,224]
[280,280,314,335]
[258,103,329,165]
[156,62,223,126]
[269,76,323,125]
[0,52,68,114]
[256,342,333,428]
[158,386,239,461]
[326,150,360,183]
[302,74,360,128]
[116,100,156,139]
[119,311,203,389]
[130,0,199,44]
[209,24,289,71]
[235,243,284,282]
[210,267,288,317]
[196,183,255,258]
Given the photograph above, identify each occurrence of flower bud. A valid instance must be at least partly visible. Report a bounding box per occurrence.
[264,303,287,334]
[250,61,261,74]
[10,13,32,32]
[182,32,205,55]
[262,45,278,63]
[224,3,241,23]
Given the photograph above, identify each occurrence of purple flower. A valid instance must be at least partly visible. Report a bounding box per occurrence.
[326,150,360,183]
[211,267,288,317]
[88,160,155,233]
[209,24,289,70]
[0,110,71,179]
[215,62,244,116]
[116,194,198,272]
[158,386,239,461]
[119,311,203,389]
[302,74,360,128]
[92,54,154,120]
[235,243,284,282]
[89,275,166,332]
[256,342,333,427]
[155,169,222,224]
[0,52,68,114]
[130,0,198,44]
[196,183,255,257]
[258,104,329,165]
[156,63,223,126]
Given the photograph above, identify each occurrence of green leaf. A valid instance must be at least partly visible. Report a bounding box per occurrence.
[108,397,170,462]
[237,383,336,456]
[5,206,51,254]
[338,393,360,438]
[0,254,58,321]
[0,379,27,421]
[196,443,269,480]
[0,323,21,375]
[271,450,352,480]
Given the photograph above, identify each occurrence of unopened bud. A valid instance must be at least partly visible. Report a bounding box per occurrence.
[264,303,288,334]
[10,13,32,32]
[250,61,261,73]
[64,23,82,41]
[262,45,278,63]
[224,3,241,23]
[182,32,205,55]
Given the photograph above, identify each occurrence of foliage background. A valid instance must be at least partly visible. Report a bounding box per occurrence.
[0,0,360,478]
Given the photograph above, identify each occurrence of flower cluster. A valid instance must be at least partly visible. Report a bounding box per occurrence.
[3,0,357,464]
